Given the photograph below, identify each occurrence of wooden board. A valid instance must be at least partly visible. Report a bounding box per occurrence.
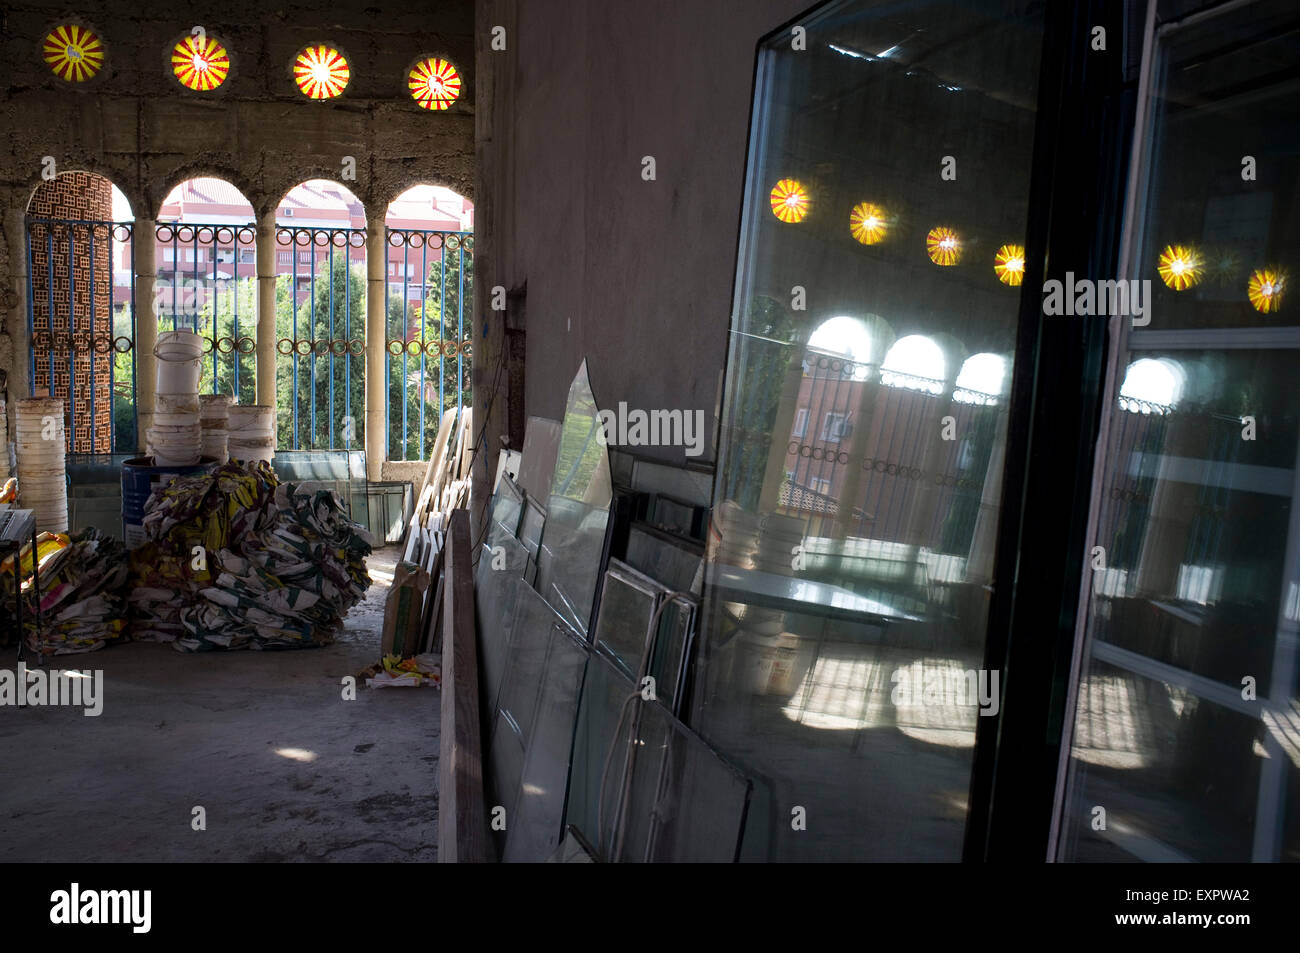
[438,509,489,862]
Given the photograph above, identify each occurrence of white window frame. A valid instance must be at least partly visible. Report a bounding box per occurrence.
[821,412,849,443]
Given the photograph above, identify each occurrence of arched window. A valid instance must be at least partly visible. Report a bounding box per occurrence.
[156,177,257,402]
[881,334,945,394]
[384,185,475,460]
[955,352,1008,405]
[1119,358,1183,414]
[26,171,135,453]
[274,180,367,451]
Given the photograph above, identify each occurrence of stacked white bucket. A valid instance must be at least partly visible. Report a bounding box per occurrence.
[227,405,275,464]
[15,396,68,533]
[199,394,233,464]
[151,329,204,466]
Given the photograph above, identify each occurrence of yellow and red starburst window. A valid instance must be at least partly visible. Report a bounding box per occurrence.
[994,244,1026,286]
[926,226,962,266]
[849,202,888,245]
[1248,267,1286,314]
[294,45,350,100]
[1157,244,1202,291]
[409,58,461,110]
[770,179,810,223]
[172,34,230,91]
[43,24,105,83]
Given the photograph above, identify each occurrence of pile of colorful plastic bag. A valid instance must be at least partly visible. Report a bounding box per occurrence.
[129,460,373,651]
[3,528,130,655]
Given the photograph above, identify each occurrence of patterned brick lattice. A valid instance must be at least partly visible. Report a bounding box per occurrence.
[29,172,115,452]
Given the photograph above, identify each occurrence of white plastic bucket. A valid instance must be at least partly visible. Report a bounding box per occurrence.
[156,357,201,393]
[156,393,201,414]
[152,412,200,428]
[227,405,275,433]
[201,430,229,464]
[199,394,234,417]
[155,329,204,361]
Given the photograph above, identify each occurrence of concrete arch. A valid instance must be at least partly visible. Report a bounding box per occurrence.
[23,165,142,223]
[152,165,258,220]
[265,172,369,224]
[376,177,474,220]
[273,177,368,227]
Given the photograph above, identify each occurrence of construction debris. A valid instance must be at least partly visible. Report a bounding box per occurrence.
[129,460,373,652]
[358,653,442,688]
[4,528,130,655]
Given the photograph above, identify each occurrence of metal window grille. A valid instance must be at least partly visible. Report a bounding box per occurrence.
[383,228,473,461]
[25,218,136,453]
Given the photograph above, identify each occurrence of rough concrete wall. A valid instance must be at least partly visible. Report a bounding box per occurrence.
[474,0,808,468]
[1,0,476,418]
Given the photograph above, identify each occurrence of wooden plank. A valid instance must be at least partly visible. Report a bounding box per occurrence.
[438,508,489,862]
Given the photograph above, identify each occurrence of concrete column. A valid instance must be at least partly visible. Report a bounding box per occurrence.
[365,219,386,482]
[255,211,277,409]
[133,217,156,451]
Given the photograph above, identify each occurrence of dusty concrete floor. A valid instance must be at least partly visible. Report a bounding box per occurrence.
[0,546,441,862]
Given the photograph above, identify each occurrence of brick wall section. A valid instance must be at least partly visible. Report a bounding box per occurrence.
[28,172,113,452]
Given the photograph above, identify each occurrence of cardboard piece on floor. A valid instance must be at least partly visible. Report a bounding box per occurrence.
[382,560,431,658]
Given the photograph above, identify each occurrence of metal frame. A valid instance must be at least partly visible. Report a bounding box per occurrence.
[25,218,136,453]
[383,227,473,461]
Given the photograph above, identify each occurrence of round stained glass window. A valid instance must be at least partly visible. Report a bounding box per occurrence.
[294,45,350,100]
[172,34,230,91]
[409,57,462,110]
[44,23,105,83]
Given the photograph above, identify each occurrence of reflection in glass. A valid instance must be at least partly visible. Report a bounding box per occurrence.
[696,0,1044,860]
[1058,0,1300,862]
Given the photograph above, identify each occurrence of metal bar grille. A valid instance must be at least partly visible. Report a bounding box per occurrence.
[25,218,135,453]
[383,228,474,461]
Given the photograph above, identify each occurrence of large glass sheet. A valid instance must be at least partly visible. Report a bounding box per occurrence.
[564,650,637,857]
[539,360,613,634]
[518,415,563,502]
[652,596,697,716]
[592,560,664,680]
[475,542,532,717]
[486,582,581,840]
[519,496,546,559]
[484,476,525,551]
[1058,0,1300,865]
[694,0,1045,860]
[617,699,752,863]
[504,626,590,862]
[625,522,705,595]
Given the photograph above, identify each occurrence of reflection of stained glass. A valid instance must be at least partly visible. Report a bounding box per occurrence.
[172,34,230,91]
[993,244,1025,286]
[849,202,887,245]
[926,226,961,266]
[294,45,350,99]
[409,57,461,110]
[1248,267,1286,314]
[770,179,810,223]
[43,24,105,82]
[1157,244,1202,290]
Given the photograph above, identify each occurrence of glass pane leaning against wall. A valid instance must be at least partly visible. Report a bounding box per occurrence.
[695,0,1044,860]
[1058,0,1300,862]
